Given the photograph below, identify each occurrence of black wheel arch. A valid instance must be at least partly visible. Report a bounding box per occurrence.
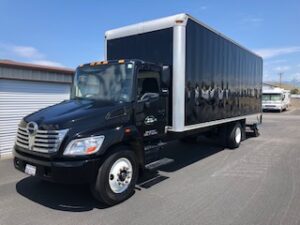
[95,125,145,169]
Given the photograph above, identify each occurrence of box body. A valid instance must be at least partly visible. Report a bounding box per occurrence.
[105,14,263,132]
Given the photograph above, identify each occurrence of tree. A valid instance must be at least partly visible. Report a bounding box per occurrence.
[290,88,299,94]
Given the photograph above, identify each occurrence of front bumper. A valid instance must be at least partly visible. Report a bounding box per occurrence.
[13,149,101,184]
[262,104,282,110]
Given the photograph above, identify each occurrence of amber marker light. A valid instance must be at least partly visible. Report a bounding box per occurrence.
[175,19,184,24]
[86,146,97,154]
[124,128,131,134]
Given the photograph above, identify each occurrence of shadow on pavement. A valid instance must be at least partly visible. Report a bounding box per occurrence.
[16,177,109,212]
[15,136,244,211]
[157,138,224,173]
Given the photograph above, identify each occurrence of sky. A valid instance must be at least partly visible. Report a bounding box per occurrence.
[0,0,299,83]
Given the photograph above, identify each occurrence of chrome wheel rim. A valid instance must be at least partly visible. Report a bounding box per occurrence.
[109,158,133,193]
[235,127,242,144]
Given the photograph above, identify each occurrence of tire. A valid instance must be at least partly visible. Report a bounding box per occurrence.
[90,147,138,206]
[225,122,243,149]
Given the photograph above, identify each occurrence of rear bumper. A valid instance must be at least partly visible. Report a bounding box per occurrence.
[13,149,101,184]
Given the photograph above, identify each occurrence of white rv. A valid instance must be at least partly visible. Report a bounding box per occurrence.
[262,88,290,112]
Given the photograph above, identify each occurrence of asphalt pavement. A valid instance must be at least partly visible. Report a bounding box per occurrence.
[1,108,300,225]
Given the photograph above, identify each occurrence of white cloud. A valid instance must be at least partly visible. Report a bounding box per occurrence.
[274,66,290,72]
[255,46,300,59]
[200,6,207,10]
[11,46,44,59]
[31,60,64,67]
[0,43,65,67]
[239,15,263,26]
[263,73,271,81]
[264,59,287,65]
[293,73,300,81]
[242,17,263,23]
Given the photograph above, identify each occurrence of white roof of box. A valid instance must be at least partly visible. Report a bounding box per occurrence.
[105,14,187,40]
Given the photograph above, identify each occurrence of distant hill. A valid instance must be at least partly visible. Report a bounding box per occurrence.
[265,81,300,90]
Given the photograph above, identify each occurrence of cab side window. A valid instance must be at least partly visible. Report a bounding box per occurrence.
[137,71,160,101]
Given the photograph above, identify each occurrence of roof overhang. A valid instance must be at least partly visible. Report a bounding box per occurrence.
[0,60,74,75]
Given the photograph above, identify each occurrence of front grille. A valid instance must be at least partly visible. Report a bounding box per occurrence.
[16,126,68,153]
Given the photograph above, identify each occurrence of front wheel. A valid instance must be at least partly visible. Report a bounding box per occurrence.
[91,147,138,206]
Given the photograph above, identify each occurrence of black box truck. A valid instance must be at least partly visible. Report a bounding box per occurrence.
[13,14,263,205]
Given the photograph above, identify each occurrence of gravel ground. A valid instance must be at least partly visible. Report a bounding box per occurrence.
[0,108,300,225]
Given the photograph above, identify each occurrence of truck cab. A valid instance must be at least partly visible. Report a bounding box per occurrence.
[14,59,171,205]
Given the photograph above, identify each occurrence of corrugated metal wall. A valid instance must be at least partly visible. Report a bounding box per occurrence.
[0,66,72,83]
[0,79,70,155]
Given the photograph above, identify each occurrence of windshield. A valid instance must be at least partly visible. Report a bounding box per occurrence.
[262,93,282,101]
[71,63,134,103]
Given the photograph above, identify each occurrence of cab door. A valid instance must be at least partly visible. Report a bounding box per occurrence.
[135,67,167,140]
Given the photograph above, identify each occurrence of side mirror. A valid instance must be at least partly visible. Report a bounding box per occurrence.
[137,97,151,109]
[141,98,151,108]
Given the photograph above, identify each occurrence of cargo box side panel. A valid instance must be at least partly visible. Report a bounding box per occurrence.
[185,19,262,126]
[107,28,173,66]
[106,28,174,125]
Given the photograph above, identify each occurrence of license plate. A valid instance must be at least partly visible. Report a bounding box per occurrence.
[25,164,36,176]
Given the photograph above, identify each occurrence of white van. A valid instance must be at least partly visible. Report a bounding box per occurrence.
[262,88,290,112]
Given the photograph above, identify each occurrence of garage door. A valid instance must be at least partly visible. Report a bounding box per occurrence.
[0,79,70,155]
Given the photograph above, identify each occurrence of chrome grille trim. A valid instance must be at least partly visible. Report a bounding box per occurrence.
[15,125,68,153]
[17,129,28,136]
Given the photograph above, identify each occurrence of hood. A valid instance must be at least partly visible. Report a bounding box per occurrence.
[24,99,131,130]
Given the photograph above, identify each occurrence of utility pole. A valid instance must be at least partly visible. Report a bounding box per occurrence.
[279,72,283,88]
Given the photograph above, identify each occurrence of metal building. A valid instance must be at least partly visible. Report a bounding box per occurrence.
[0,60,74,157]
[263,82,278,90]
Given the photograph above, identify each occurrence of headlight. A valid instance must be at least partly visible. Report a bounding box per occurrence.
[64,136,105,156]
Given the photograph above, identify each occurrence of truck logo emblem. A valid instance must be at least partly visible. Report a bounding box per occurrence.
[144,116,157,125]
[26,122,38,150]
[27,122,38,135]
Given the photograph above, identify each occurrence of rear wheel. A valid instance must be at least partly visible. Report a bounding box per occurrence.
[221,122,243,149]
[91,147,138,206]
